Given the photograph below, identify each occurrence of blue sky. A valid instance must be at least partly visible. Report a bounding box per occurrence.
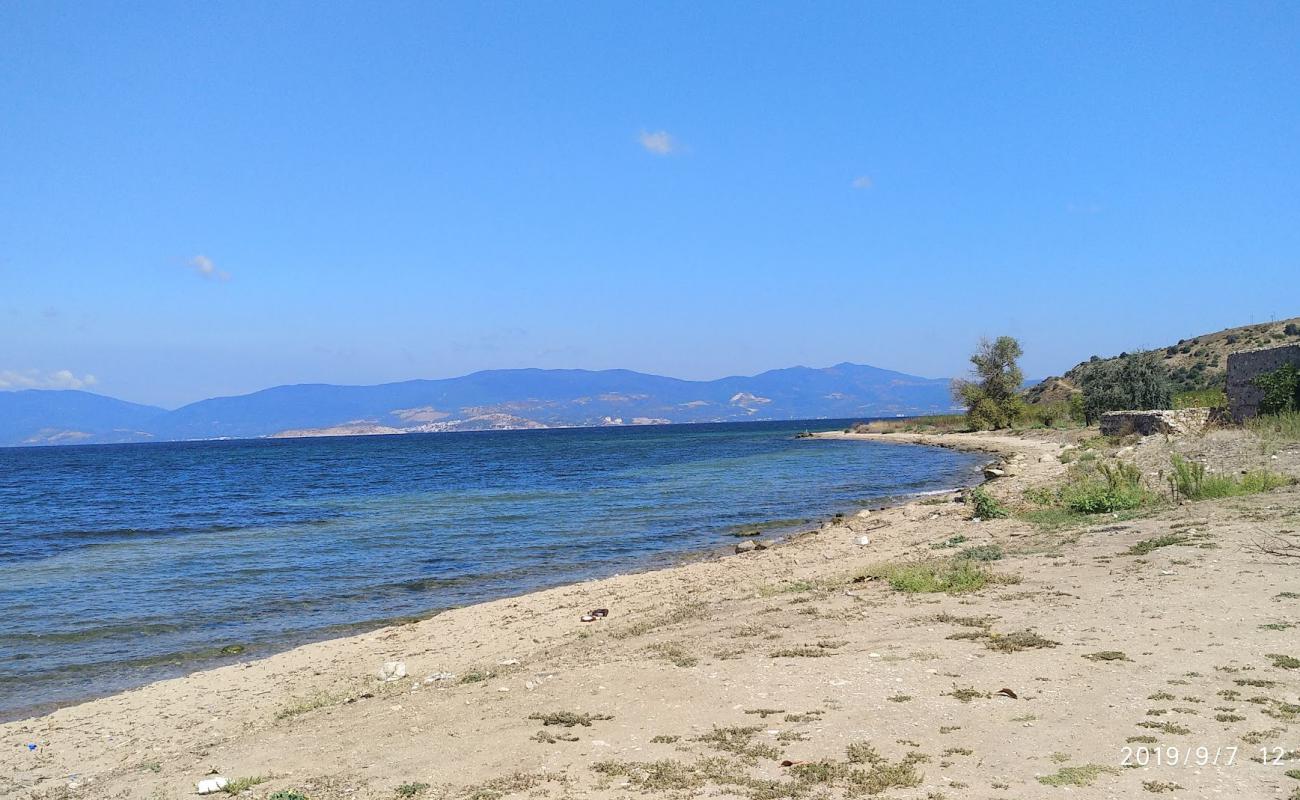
[2,2,1297,408]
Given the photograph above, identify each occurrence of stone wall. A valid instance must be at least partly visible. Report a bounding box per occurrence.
[1227,344,1300,421]
[1100,408,1213,437]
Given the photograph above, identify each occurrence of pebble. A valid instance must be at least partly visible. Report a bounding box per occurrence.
[377,661,407,682]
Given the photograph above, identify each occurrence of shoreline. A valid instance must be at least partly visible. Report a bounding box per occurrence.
[8,426,1294,799]
[0,431,993,726]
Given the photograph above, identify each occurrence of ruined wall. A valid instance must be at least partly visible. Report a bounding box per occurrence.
[1227,344,1300,421]
[1100,408,1213,437]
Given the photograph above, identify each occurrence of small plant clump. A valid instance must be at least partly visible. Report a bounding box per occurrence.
[528,711,614,727]
[861,558,1016,594]
[1083,650,1131,662]
[1037,764,1118,787]
[970,487,1009,520]
[394,783,429,798]
[958,544,1004,561]
[1267,654,1300,670]
[1125,534,1189,556]
[1169,454,1294,500]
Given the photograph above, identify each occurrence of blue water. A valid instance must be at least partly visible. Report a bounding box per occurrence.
[0,420,984,719]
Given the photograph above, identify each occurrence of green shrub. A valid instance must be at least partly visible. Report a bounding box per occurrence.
[970,487,1009,520]
[1062,461,1151,513]
[1255,364,1300,415]
[1079,352,1174,423]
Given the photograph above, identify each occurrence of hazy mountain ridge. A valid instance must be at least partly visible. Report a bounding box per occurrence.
[0,363,956,447]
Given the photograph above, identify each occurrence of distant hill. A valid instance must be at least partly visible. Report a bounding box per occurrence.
[0,362,957,447]
[0,391,167,446]
[1026,316,1300,404]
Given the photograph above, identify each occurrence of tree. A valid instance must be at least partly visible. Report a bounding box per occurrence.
[1254,363,1300,415]
[952,336,1024,430]
[1079,351,1173,423]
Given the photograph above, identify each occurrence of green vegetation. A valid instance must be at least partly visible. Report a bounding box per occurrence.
[1173,388,1227,408]
[970,487,1009,520]
[1169,454,1294,500]
[1064,461,1151,512]
[394,783,429,798]
[693,726,781,761]
[528,710,614,727]
[1267,654,1300,669]
[952,336,1025,430]
[1037,764,1117,787]
[1143,781,1184,793]
[1249,410,1300,445]
[592,739,924,797]
[268,792,309,800]
[647,641,699,667]
[1083,650,1131,662]
[861,558,1015,594]
[1255,364,1300,415]
[1124,534,1189,556]
[1079,351,1173,424]
[958,544,1003,561]
[849,413,969,434]
[223,777,269,795]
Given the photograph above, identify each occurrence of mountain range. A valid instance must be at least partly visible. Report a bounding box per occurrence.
[0,363,957,447]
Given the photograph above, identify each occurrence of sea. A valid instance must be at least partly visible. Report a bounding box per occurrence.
[0,419,986,720]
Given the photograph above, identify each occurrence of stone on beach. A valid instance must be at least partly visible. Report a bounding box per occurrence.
[196,777,228,795]
[377,661,407,682]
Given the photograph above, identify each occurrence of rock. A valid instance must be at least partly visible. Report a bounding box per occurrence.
[196,777,229,795]
[735,540,758,554]
[855,535,871,546]
[377,661,407,682]
[983,465,1009,479]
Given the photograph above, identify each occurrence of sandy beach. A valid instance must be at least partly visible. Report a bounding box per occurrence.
[4,428,1299,800]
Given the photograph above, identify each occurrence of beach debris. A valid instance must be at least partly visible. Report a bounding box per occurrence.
[855,535,871,546]
[735,540,759,554]
[589,608,609,618]
[497,658,521,666]
[580,614,597,622]
[423,672,454,684]
[26,743,36,751]
[376,661,407,682]
[196,777,229,795]
[995,688,1019,699]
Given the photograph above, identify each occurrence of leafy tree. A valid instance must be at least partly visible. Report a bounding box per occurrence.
[952,336,1024,430]
[1079,351,1173,423]
[1254,363,1300,415]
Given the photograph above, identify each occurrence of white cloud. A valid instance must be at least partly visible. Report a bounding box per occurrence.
[188,255,231,280]
[0,369,98,391]
[638,130,679,156]
[851,175,874,190]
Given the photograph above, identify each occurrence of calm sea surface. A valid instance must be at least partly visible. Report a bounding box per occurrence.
[0,420,984,719]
